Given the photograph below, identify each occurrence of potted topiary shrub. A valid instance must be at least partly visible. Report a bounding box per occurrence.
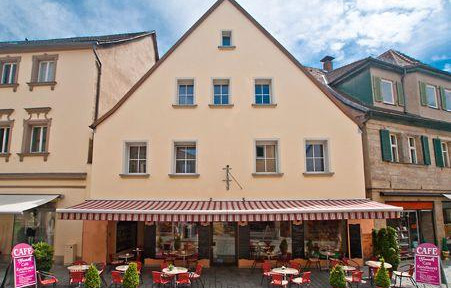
[279,238,288,255]
[123,262,140,288]
[442,237,449,259]
[374,259,391,288]
[329,264,346,288]
[85,264,101,288]
[174,234,182,251]
[32,242,54,272]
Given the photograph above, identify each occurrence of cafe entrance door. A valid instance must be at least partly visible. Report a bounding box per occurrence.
[212,222,236,265]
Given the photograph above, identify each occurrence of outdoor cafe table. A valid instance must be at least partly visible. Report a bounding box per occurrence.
[365,261,392,286]
[162,267,188,276]
[118,253,134,263]
[116,265,129,272]
[67,264,90,272]
[271,267,299,280]
[342,265,356,275]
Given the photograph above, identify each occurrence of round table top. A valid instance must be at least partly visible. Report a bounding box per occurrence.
[342,266,357,272]
[67,265,90,271]
[116,265,129,272]
[162,267,188,275]
[118,253,134,259]
[271,267,299,275]
[365,261,392,269]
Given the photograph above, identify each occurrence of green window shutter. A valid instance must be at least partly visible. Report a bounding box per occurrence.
[372,76,382,102]
[419,81,427,106]
[380,129,392,162]
[439,87,447,110]
[433,138,444,167]
[396,81,405,106]
[421,136,431,165]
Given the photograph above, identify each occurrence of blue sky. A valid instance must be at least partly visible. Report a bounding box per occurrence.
[1,0,450,71]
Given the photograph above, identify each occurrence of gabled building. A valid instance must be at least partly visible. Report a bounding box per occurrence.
[57,0,400,266]
[0,32,159,262]
[310,50,451,259]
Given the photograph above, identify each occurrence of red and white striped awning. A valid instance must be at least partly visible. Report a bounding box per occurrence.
[57,199,401,222]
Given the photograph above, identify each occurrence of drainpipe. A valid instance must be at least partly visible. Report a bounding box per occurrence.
[92,45,102,122]
[401,67,407,114]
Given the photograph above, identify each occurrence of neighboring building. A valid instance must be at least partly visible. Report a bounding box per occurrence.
[0,32,158,262]
[309,49,451,259]
[58,0,400,266]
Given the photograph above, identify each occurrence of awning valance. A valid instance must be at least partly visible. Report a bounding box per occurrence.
[57,199,402,222]
[0,194,59,214]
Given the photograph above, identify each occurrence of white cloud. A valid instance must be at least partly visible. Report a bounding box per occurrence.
[444,64,451,72]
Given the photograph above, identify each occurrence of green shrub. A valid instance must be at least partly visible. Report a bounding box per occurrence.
[374,259,391,288]
[279,238,288,254]
[84,264,101,288]
[329,264,346,288]
[442,237,449,252]
[32,242,54,272]
[123,262,139,288]
[372,227,400,270]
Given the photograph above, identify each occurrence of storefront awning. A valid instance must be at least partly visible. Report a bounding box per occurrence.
[57,198,402,222]
[443,194,451,200]
[0,194,60,214]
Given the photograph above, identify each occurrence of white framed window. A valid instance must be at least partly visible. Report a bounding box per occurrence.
[408,137,417,164]
[305,140,329,172]
[213,79,230,105]
[255,140,278,173]
[254,79,272,105]
[0,126,10,154]
[445,89,451,112]
[380,79,395,104]
[37,60,56,83]
[177,79,194,105]
[174,142,197,174]
[443,142,450,168]
[221,30,232,47]
[425,84,438,108]
[390,134,399,162]
[30,126,47,153]
[1,63,17,84]
[125,142,147,174]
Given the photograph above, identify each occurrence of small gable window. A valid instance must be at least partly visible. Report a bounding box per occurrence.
[221,31,232,47]
[380,79,394,105]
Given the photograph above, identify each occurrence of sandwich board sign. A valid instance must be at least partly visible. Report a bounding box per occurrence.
[11,243,37,288]
[415,243,441,286]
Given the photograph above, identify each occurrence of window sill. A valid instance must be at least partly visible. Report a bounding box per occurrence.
[168,173,200,178]
[119,173,150,178]
[27,81,57,91]
[303,172,335,177]
[0,153,11,162]
[252,172,284,177]
[0,83,19,92]
[208,104,234,108]
[172,104,198,108]
[252,103,277,108]
[218,45,236,50]
[17,152,49,162]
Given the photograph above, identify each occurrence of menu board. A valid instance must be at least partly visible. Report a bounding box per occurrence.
[291,222,304,258]
[144,223,156,258]
[349,224,362,258]
[198,224,211,259]
[238,224,250,259]
[116,221,137,252]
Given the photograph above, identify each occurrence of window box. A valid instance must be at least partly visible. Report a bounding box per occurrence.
[251,103,277,108]
[208,104,234,108]
[172,104,198,108]
[119,173,150,178]
[251,172,284,177]
[303,171,335,176]
[168,173,200,178]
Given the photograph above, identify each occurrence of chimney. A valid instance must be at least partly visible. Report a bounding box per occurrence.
[320,56,335,72]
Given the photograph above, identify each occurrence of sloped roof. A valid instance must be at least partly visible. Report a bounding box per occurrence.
[377,49,420,67]
[326,58,369,83]
[91,0,360,129]
[0,31,155,51]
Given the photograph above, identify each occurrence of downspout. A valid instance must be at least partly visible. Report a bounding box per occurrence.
[401,67,407,114]
[92,45,102,122]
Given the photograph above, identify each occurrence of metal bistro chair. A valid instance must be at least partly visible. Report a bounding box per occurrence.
[152,271,172,288]
[69,270,85,287]
[345,270,365,288]
[189,264,205,288]
[270,273,289,288]
[37,271,59,287]
[291,272,311,288]
[111,271,124,288]
[176,272,191,287]
[393,264,418,288]
[304,251,321,271]
[261,261,273,286]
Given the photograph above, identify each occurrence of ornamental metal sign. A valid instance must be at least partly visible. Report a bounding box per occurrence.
[11,243,37,288]
[415,243,441,286]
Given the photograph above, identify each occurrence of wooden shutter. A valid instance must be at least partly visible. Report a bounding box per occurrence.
[372,76,382,102]
[380,129,392,162]
[419,81,427,106]
[396,81,405,106]
[440,87,447,111]
[433,138,444,167]
[421,136,431,165]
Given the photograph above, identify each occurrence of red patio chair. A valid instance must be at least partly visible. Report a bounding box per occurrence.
[37,271,58,287]
[176,272,191,287]
[329,258,341,269]
[289,261,301,275]
[342,257,359,269]
[69,271,85,287]
[152,271,171,287]
[393,264,418,288]
[270,273,288,288]
[291,272,311,287]
[261,261,273,286]
[345,270,366,288]
[111,271,123,287]
[189,264,205,288]
[72,260,87,265]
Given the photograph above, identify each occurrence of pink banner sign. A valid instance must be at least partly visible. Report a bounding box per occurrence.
[11,243,37,288]
[415,243,441,286]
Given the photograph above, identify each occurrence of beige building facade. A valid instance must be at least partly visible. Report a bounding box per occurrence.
[0,32,158,261]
